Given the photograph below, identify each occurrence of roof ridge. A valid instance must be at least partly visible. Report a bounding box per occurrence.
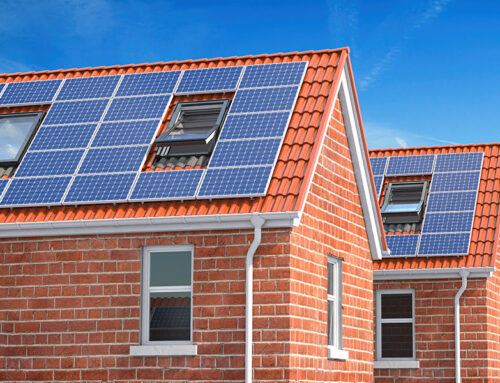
[369,142,500,153]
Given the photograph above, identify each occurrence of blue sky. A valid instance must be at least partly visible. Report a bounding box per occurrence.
[0,0,498,149]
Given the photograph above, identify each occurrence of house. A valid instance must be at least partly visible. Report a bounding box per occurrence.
[370,144,500,382]
[0,48,386,382]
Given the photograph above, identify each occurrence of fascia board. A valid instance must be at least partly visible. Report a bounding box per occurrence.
[374,267,495,280]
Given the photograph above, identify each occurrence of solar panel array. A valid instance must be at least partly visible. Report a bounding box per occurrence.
[373,152,483,257]
[0,61,308,206]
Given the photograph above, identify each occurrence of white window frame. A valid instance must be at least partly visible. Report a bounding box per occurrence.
[327,255,348,360]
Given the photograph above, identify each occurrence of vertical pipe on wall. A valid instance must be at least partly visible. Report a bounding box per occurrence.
[455,270,470,383]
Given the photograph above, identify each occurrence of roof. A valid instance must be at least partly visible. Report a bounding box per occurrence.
[370,143,500,270]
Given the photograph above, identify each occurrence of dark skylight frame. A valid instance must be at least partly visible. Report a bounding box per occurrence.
[381,181,429,224]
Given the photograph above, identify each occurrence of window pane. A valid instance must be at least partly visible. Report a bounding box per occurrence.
[328,300,335,346]
[0,115,38,161]
[381,294,412,319]
[327,262,335,296]
[381,323,413,358]
[150,291,190,341]
[150,251,191,287]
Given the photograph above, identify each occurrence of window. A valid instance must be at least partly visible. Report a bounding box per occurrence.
[327,256,348,360]
[381,181,428,224]
[0,112,44,165]
[141,245,193,344]
[155,99,230,158]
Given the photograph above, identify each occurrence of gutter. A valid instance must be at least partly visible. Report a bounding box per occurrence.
[455,270,470,383]
[373,267,494,280]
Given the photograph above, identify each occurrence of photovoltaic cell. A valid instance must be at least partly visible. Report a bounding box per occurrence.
[30,123,97,150]
[15,150,85,177]
[219,112,290,140]
[57,75,120,100]
[230,87,298,114]
[385,155,434,176]
[176,66,242,93]
[0,80,62,105]
[0,179,9,196]
[426,191,477,212]
[130,170,203,200]
[78,146,148,174]
[239,62,307,88]
[44,99,109,125]
[92,120,160,147]
[198,166,272,197]
[385,235,419,257]
[370,157,388,176]
[374,176,384,196]
[430,171,481,192]
[104,95,171,121]
[422,212,475,233]
[434,152,483,173]
[1,176,71,206]
[209,139,281,167]
[116,71,180,96]
[418,233,470,255]
[64,173,136,203]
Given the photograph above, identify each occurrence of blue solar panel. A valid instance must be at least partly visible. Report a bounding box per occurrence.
[386,235,419,257]
[15,150,85,177]
[239,62,307,88]
[430,171,481,192]
[0,84,5,96]
[434,152,483,173]
[219,112,290,140]
[209,139,281,167]
[176,66,242,93]
[385,155,434,176]
[1,176,71,206]
[0,179,9,197]
[78,146,148,174]
[116,71,180,96]
[64,173,136,203]
[418,233,470,255]
[130,170,203,200]
[374,176,384,196]
[0,80,62,105]
[92,120,160,147]
[57,76,120,101]
[422,212,475,233]
[198,166,272,197]
[44,99,109,125]
[426,191,477,212]
[104,95,171,121]
[370,157,388,176]
[30,123,97,150]
[230,87,299,114]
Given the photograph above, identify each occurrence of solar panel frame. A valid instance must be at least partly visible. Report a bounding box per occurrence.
[103,95,172,122]
[0,79,63,106]
[176,66,243,94]
[0,176,72,207]
[43,99,110,125]
[370,157,388,176]
[238,61,308,89]
[229,86,300,114]
[425,191,477,213]
[0,179,10,201]
[434,152,484,173]
[385,155,435,176]
[373,176,384,196]
[56,75,121,101]
[0,84,6,99]
[218,112,290,140]
[29,123,98,150]
[421,211,475,233]
[116,71,181,97]
[208,138,282,168]
[63,173,136,204]
[430,171,481,192]
[385,235,419,257]
[15,149,85,177]
[78,146,149,174]
[91,120,162,147]
[129,170,203,201]
[417,233,471,256]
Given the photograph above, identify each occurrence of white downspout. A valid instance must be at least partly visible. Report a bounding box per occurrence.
[455,269,470,383]
[246,215,265,383]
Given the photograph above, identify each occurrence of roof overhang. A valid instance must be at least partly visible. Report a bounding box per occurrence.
[374,267,494,280]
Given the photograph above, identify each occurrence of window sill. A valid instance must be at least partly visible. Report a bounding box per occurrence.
[130,344,197,356]
[374,360,419,369]
[328,347,349,360]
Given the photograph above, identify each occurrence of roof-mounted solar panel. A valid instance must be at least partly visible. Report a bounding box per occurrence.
[219,112,290,140]
[230,86,299,113]
[425,191,477,213]
[1,176,71,206]
[430,171,481,192]
[434,152,484,173]
[104,95,171,121]
[421,211,475,233]
[56,76,120,100]
[64,173,136,204]
[386,235,419,257]
[385,155,434,176]
[418,233,470,256]
[130,170,203,201]
[239,61,307,88]
[370,157,388,176]
[44,99,109,125]
[373,176,384,196]
[15,149,85,177]
[0,179,9,198]
[78,146,148,174]
[0,80,62,105]
[30,123,97,150]
[176,66,243,93]
[209,139,281,167]
[116,71,181,96]
[92,120,161,147]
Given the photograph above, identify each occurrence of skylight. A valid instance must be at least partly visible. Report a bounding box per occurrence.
[381,181,428,224]
[0,112,44,164]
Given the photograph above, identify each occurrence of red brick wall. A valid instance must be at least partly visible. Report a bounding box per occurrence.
[485,241,500,382]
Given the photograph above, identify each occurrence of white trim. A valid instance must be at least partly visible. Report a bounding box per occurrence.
[374,360,420,369]
[327,256,342,350]
[374,267,494,281]
[328,346,349,361]
[129,344,197,356]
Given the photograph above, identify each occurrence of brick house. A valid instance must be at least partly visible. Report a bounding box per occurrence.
[0,48,386,382]
[370,144,500,383]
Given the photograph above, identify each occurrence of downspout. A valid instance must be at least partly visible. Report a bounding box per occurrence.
[246,215,265,383]
[455,269,470,383]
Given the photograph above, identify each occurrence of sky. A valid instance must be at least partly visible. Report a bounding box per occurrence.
[0,0,498,149]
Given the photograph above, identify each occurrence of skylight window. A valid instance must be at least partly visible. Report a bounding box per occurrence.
[381,181,428,224]
[0,112,44,164]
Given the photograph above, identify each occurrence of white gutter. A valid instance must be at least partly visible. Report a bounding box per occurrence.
[245,215,265,383]
[455,270,469,383]
[374,267,494,280]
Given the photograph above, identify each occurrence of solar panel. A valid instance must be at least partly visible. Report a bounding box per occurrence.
[116,71,181,97]
[209,139,281,167]
[430,171,481,192]
[43,99,109,125]
[426,191,477,212]
[434,152,483,173]
[92,120,160,147]
[0,84,5,97]
[370,157,388,176]
[30,123,97,150]
[198,166,272,197]
[56,76,120,101]
[78,146,148,174]
[15,150,85,177]
[385,155,434,176]
[176,66,243,93]
[418,233,470,256]
[374,176,384,196]
[0,176,71,206]
[130,170,203,200]
[230,87,299,114]
[386,235,419,257]
[0,80,62,105]
[104,95,171,121]
[422,212,474,233]
[64,173,136,203]
[239,62,307,88]
[219,112,290,140]
[0,179,9,197]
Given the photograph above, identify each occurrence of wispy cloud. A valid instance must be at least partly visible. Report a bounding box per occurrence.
[0,58,34,74]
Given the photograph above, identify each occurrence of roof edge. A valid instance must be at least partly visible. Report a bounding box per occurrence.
[370,142,500,154]
[374,267,495,280]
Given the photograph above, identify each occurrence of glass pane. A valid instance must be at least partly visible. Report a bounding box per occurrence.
[327,262,335,296]
[150,251,191,287]
[328,300,335,346]
[0,115,38,161]
[381,323,413,358]
[150,291,190,341]
[381,294,412,319]
[384,202,422,214]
